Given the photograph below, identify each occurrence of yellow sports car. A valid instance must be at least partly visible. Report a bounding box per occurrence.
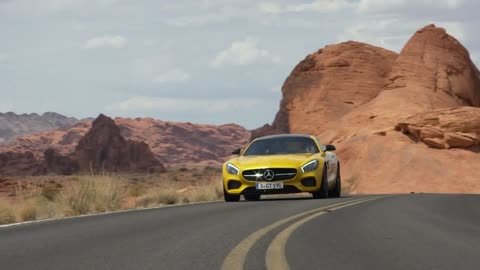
[222,134,341,202]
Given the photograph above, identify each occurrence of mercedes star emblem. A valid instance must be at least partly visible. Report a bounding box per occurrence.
[263,169,275,181]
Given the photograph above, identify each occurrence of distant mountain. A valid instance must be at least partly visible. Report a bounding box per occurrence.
[0,112,80,144]
[0,115,251,174]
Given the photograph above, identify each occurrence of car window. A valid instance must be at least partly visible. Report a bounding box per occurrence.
[243,137,320,156]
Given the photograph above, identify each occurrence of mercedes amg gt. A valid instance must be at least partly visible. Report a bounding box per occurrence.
[222,134,341,202]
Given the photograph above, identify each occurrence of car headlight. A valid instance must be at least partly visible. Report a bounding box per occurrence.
[226,163,240,175]
[301,160,319,173]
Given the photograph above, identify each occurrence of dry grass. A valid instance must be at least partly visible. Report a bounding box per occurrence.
[0,198,16,225]
[135,180,222,207]
[55,176,126,216]
[18,203,37,222]
[182,181,223,203]
[342,175,358,194]
[0,166,224,225]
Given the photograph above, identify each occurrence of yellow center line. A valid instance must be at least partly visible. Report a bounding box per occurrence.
[220,197,378,270]
[265,197,382,270]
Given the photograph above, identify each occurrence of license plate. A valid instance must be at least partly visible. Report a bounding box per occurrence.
[256,182,284,190]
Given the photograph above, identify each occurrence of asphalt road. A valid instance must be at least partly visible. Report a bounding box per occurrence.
[1,194,479,270]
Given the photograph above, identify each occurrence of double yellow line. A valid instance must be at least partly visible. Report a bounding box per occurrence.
[221,197,382,270]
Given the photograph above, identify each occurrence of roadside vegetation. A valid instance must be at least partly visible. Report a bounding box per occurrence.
[0,165,223,225]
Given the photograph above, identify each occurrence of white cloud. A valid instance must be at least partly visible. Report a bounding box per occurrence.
[211,38,275,68]
[337,19,410,51]
[270,85,282,92]
[84,35,127,49]
[356,0,407,13]
[105,96,261,113]
[0,53,8,63]
[434,21,465,41]
[42,0,117,12]
[286,0,355,13]
[259,0,354,14]
[357,0,463,13]
[166,14,229,27]
[0,99,13,112]
[152,69,190,84]
[258,2,283,14]
[338,19,466,53]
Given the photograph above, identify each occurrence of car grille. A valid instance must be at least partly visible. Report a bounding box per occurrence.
[242,168,297,181]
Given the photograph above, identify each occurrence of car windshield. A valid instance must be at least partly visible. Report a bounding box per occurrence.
[243,137,320,156]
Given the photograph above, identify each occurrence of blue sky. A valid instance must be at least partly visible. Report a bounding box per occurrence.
[0,0,479,128]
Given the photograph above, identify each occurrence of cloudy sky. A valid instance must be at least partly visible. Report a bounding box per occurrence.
[0,0,479,128]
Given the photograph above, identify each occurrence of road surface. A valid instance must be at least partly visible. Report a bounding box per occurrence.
[1,194,479,270]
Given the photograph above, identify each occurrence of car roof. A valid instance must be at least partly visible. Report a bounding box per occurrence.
[254,133,314,141]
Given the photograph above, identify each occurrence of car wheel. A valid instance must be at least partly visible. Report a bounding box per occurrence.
[224,186,240,202]
[244,194,261,201]
[329,163,341,198]
[312,164,328,199]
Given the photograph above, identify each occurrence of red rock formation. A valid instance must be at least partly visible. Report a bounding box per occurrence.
[386,24,480,107]
[256,24,480,194]
[0,115,165,175]
[71,114,165,173]
[395,107,480,149]
[0,151,45,176]
[44,149,78,175]
[253,41,398,138]
[0,118,250,165]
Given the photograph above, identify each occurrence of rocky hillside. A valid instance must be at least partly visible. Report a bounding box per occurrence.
[0,112,80,144]
[0,115,165,176]
[0,117,251,166]
[255,24,480,194]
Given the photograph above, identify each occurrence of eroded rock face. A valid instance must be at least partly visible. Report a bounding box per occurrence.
[253,41,398,138]
[114,118,250,165]
[0,118,250,165]
[386,24,480,107]
[44,149,78,175]
[395,107,480,149]
[255,24,480,194]
[0,115,166,175]
[72,114,165,173]
[0,151,45,176]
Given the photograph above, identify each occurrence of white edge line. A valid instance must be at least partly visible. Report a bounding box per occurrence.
[0,199,224,229]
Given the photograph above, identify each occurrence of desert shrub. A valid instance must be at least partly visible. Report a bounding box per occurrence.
[17,201,37,222]
[153,189,179,205]
[93,178,125,212]
[15,181,42,199]
[0,198,16,225]
[41,185,58,201]
[127,183,146,197]
[191,173,202,178]
[203,166,222,173]
[135,196,154,208]
[55,176,126,216]
[136,188,179,207]
[183,181,223,203]
[178,167,189,172]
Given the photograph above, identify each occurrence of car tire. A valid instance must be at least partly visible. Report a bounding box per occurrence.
[329,163,341,198]
[244,194,261,201]
[312,164,328,199]
[224,186,240,202]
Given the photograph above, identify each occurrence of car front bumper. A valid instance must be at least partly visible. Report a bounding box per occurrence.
[222,167,324,195]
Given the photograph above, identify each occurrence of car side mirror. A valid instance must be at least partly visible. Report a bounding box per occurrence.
[325,144,336,151]
[231,148,241,155]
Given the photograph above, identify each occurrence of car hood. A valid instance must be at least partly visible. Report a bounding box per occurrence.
[230,153,318,169]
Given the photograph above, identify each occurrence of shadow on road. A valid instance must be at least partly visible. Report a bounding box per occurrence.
[240,194,356,202]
